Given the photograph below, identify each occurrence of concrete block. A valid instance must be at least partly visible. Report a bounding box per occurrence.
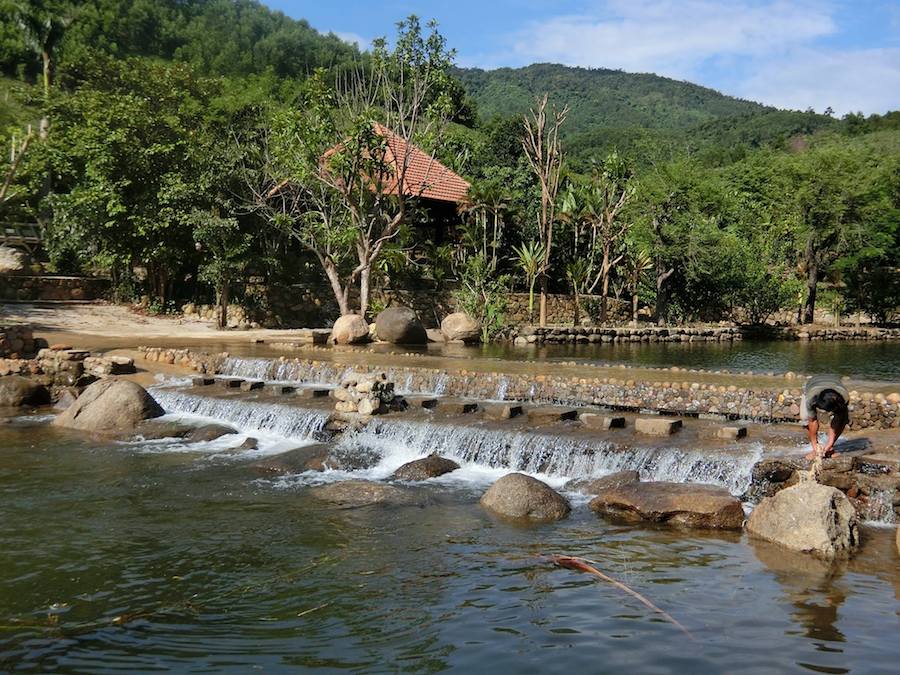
[240,380,264,392]
[218,378,243,389]
[580,413,626,430]
[269,384,296,396]
[527,407,579,424]
[635,417,683,436]
[484,403,524,420]
[406,396,439,409]
[297,387,330,399]
[439,399,479,414]
[716,426,747,440]
[192,377,215,387]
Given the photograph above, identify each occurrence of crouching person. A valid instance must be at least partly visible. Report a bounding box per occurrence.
[801,374,850,460]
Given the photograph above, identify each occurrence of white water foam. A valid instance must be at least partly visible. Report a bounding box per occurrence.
[332,418,763,496]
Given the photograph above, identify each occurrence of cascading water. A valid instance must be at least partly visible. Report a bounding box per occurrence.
[333,418,762,496]
[153,389,329,441]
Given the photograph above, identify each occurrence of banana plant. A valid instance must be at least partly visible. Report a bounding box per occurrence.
[513,240,546,325]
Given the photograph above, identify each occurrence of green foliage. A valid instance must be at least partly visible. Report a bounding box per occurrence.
[454,252,509,342]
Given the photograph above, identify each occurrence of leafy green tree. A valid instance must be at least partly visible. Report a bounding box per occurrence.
[512,240,545,324]
[253,17,457,317]
[192,210,251,329]
[42,56,218,300]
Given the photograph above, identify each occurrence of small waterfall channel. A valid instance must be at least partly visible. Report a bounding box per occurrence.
[152,388,329,441]
[334,418,762,496]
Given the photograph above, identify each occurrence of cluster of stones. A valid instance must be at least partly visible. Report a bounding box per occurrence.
[37,347,136,386]
[332,372,406,417]
[331,308,480,346]
[513,325,743,345]
[772,326,900,341]
[140,346,223,374]
[180,302,261,330]
[0,325,40,357]
[0,275,109,302]
[748,452,900,522]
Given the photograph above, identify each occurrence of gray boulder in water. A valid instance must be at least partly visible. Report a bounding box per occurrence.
[53,378,163,433]
[392,454,460,480]
[0,375,50,407]
[440,312,481,343]
[375,307,427,344]
[186,423,238,442]
[330,314,370,345]
[589,481,744,529]
[309,480,427,507]
[747,481,860,558]
[250,444,334,474]
[480,472,571,521]
[566,470,640,495]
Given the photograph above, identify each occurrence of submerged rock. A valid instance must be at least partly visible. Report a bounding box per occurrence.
[330,314,370,345]
[426,328,446,343]
[131,420,195,440]
[0,375,50,407]
[440,312,480,343]
[375,307,427,345]
[746,481,860,558]
[589,481,744,529]
[480,472,571,522]
[566,470,640,495]
[309,480,427,507]
[392,454,460,480]
[250,444,334,474]
[53,379,163,432]
[186,423,238,442]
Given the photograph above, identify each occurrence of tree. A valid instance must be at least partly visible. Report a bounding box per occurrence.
[512,240,545,324]
[559,152,636,323]
[192,211,251,329]
[253,17,457,317]
[522,93,568,326]
[565,257,590,325]
[623,244,653,326]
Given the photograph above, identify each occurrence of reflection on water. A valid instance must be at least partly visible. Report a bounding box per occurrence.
[1,423,899,673]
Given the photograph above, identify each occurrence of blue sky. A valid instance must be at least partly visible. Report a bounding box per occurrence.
[266,1,899,116]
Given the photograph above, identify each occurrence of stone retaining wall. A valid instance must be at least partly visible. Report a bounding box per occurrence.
[0,275,110,302]
[138,347,900,430]
[0,324,38,357]
[513,325,900,344]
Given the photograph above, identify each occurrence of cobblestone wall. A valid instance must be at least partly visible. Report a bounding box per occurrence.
[0,275,110,302]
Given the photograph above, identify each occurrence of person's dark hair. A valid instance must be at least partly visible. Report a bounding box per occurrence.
[816,389,846,413]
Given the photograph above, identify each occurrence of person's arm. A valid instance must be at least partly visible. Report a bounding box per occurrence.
[821,412,848,456]
[806,418,820,455]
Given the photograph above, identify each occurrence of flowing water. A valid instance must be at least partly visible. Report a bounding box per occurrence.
[2,394,900,673]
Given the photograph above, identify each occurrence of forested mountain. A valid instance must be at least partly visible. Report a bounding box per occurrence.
[0,0,360,81]
[456,63,839,166]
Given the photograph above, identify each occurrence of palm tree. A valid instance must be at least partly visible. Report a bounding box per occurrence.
[513,240,545,324]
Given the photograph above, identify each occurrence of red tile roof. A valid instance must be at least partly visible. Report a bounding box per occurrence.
[370,123,470,204]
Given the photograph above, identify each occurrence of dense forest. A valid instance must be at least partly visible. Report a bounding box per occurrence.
[1,0,898,332]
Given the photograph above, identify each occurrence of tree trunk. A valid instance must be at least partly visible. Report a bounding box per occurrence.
[655,265,674,326]
[803,247,818,324]
[600,268,611,324]
[631,288,639,327]
[539,274,548,327]
[573,291,580,326]
[323,260,350,316]
[359,266,370,317]
[217,281,229,330]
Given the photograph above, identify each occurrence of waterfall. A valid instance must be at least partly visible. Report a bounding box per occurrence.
[153,389,329,441]
[860,489,897,525]
[333,418,762,496]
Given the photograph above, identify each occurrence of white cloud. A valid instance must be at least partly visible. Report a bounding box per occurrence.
[503,0,835,79]
[474,0,900,114]
[334,31,370,49]
[739,47,900,115]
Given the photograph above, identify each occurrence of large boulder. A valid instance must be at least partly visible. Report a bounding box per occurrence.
[53,378,164,433]
[566,470,640,495]
[250,444,333,474]
[185,423,237,442]
[0,375,50,407]
[440,312,481,343]
[309,480,427,507]
[746,481,860,558]
[896,524,899,557]
[375,307,427,345]
[392,454,460,480]
[330,314,370,345]
[589,481,744,529]
[480,472,571,522]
